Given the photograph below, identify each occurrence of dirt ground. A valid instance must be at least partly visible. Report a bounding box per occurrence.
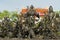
[0,38,60,40]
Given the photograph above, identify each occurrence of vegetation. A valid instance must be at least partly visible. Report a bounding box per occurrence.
[0,10,18,21]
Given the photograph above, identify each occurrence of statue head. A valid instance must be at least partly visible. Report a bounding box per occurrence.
[49,5,53,13]
[30,5,34,9]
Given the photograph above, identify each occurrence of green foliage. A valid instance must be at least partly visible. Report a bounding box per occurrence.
[10,11,18,21]
[55,11,60,14]
[0,10,18,21]
[0,10,10,19]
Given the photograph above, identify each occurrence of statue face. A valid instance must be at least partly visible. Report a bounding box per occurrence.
[49,6,53,12]
[30,5,34,9]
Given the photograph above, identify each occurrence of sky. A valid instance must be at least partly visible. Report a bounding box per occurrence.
[0,0,60,12]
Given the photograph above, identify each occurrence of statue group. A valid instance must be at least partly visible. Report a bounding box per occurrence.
[0,5,60,39]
